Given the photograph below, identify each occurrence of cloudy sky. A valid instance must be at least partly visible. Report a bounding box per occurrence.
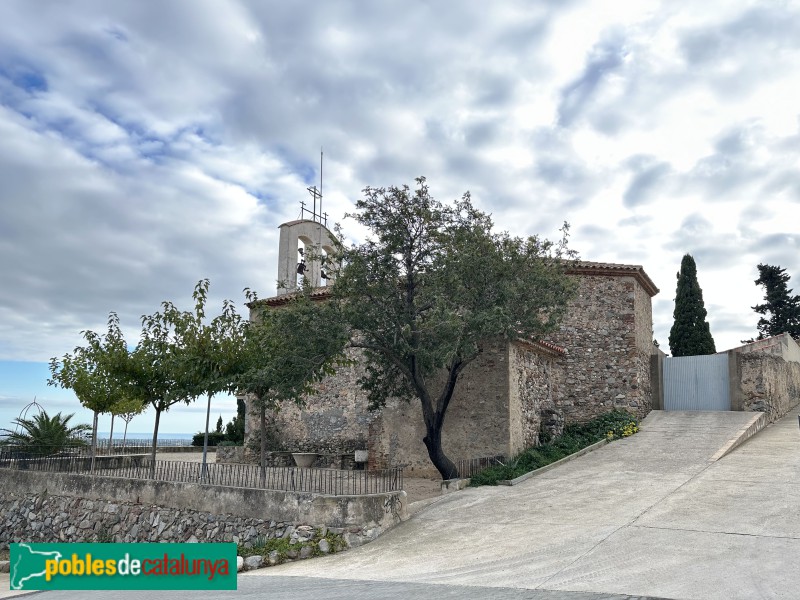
[1,0,799,435]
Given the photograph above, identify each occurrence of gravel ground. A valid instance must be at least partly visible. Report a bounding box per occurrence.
[155,451,214,463]
[400,477,442,503]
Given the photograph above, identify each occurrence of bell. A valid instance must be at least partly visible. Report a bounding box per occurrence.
[296,260,306,275]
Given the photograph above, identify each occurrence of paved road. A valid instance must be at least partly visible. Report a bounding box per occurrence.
[248,408,800,599]
[1,576,667,600]
[10,408,800,599]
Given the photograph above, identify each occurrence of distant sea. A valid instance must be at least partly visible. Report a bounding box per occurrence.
[96,432,194,441]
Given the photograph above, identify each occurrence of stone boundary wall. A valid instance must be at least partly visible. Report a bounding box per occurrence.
[737,353,800,422]
[0,470,406,549]
[729,333,800,364]
[216,446,245,463]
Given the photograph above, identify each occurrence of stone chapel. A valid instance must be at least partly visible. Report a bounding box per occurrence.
[244,218,661,477]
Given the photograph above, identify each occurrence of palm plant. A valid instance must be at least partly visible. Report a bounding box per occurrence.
[0,410,91,456]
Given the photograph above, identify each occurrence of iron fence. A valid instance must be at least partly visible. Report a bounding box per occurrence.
[0,440,197,458]
[96,438,194,451]
[456,455,505,478]
[0,446,403,496]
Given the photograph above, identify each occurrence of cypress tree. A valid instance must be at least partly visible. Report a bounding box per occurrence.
[751,264,800,340]
[668,254,716,356]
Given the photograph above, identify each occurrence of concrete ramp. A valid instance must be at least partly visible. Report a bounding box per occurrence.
[640,410,768,462]
[250,408,794,600]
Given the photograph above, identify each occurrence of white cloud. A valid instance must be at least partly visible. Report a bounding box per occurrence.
[1,0,800,422]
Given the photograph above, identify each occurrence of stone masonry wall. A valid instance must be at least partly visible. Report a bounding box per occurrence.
[367,338,510,477]
[633,278,658,415]
[739,353,800,422]
[242,270,658,476]
[549,275,653,423]
[245,348,376,461]
[0,469,406,549]
[216,446,246,463]
[508,342,561,455]
[734,333,800,364]
[1,492,306,546]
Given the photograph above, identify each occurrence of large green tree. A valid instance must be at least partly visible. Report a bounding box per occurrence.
[240,284,347,485]
[331,177,577,479]
[749,264,800,340]
[668,254,716,356]
[49,313,131,467]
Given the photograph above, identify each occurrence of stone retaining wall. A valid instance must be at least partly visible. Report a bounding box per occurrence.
[0,470,407,549]
[738,353,800,422]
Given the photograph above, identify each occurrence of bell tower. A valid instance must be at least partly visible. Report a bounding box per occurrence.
[276,217,336,296]
[276,154,336,295]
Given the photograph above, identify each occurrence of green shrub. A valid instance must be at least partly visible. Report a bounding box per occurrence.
[469,409,638,486]
[237,529,346,564]
[191,431,226,447]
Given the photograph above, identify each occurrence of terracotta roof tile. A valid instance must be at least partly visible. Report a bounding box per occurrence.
[253,260,660,307]
[565,260,659,296]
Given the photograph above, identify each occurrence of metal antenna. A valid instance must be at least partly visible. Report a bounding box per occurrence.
[303,149,326,226]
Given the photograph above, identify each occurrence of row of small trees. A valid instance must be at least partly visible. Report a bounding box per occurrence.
[48,279,347,480]
[668,254,800,357]
[47,177,579,480]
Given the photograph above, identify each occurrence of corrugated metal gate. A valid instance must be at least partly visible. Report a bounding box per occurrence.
[663,354,730,411]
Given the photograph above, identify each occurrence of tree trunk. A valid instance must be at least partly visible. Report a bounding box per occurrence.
[122,420,129,451]
[108,415,115,454]
[149,408,161,479]
[422,423,459,480]
[417,364,463,480]
[259,400,267,487]
[90,410,98,474]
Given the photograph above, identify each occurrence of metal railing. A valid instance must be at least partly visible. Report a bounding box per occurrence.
[456,455,505,478]
[95,438,194,451]
[0,446,403,496]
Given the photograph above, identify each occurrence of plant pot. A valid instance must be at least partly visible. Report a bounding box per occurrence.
[291,452,317,468]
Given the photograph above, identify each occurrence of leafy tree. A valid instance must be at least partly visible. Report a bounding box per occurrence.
[110,396,147,451]
[668,254,716,357]
[331,177,577,479]
[0,410,90,456]
[191,398,245,447]
[240,284,348,485]
[128,299,194,476]
[49,313,130,467]
[224,397,246,444]
[749,264,800,340]
[164,280,245,477]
